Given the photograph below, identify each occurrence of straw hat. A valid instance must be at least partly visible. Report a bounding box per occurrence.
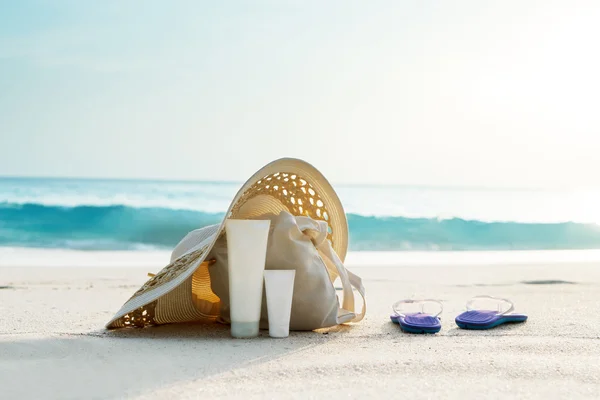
[106,158,348,329]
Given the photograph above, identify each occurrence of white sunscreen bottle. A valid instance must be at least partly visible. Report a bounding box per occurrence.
[225,219,271,338]
[264,270,296,338]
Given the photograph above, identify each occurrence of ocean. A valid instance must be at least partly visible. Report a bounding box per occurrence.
[2,177,600,252]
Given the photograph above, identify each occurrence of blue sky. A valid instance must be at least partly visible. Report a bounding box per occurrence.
[1,1,600,187]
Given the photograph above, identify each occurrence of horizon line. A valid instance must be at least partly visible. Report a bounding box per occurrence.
[0,174,587,192]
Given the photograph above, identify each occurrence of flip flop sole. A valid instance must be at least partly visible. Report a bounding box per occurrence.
[398,313,442,334]
[455,312,527,330]
[399,323,441,334]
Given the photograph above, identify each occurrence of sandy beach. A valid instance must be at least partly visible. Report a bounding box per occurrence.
[1,254,599,399]
[5,1,600,398]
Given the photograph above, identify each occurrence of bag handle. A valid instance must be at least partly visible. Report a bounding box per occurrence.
[297,217,365,323]
[345,268,366,322]
[321,247,366,323]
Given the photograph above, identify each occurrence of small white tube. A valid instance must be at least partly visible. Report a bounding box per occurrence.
[225,219,271,338]
[264,270,296,338]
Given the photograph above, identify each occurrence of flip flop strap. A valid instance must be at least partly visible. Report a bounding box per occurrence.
[466,295,514,316]
[392,299,443,318]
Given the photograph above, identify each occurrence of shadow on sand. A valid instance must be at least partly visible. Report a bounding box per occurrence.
[0,322,340,399]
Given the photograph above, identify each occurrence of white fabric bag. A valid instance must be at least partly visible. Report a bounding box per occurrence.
[208,211,366,330]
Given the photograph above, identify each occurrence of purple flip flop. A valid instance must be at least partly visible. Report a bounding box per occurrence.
[455,296,527,330]
[391,299,443,334]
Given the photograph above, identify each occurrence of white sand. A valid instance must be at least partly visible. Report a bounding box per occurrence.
[1,257,599,399]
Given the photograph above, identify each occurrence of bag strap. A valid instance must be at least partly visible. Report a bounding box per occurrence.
[316,239,366,323]
[346,268,366,322]
[297,216,366,324]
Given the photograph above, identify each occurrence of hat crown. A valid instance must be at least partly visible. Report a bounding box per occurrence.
[231,171,337,249]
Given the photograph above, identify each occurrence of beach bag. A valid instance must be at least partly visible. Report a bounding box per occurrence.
[208,211,366,330]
